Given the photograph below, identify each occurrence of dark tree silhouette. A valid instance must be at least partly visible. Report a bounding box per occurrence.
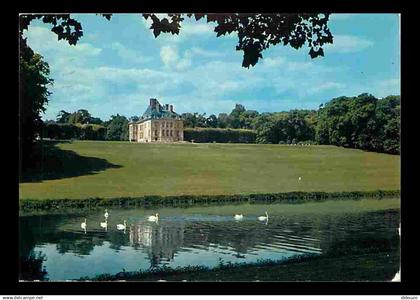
[19,37,53,170]
[19,13,333,68]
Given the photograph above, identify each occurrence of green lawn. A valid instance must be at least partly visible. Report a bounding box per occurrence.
[19,141,400,200]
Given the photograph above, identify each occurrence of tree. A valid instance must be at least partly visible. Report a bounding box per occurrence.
[229,104,246,128]
[315,93,400,154]
[217,113,232,129]
[19,37,53,169]
[68,109,92,124]
[56,110,71,123]
[19,13,333,68]
[106,114,129,141]
[206,114,218,128]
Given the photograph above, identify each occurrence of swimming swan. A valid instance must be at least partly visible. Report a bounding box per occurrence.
[100,220,108,231]
[117,220,127,230]
[148,213,159,222]
[258,212,268,221]
[234,214,244,220]
[81,218,87,233]
[104,209,109,220]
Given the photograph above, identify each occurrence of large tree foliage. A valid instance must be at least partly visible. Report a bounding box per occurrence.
[19,37,53,169]
[315,94,400,154]
[106,114,129,141]
[19,13,333,68]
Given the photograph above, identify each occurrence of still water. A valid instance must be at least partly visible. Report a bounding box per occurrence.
[19,199,400,281]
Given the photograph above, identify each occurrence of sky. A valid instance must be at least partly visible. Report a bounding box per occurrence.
[23,13,401,121]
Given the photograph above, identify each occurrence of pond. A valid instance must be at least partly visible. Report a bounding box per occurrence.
[19,198,400,281]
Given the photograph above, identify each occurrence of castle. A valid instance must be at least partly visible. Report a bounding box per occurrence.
[128,98,184,143]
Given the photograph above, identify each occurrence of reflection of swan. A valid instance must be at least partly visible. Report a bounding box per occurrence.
[81,218,87,233]
[117,220,127,230]
[234,214,243,220]
[104,209,109,220]
[148,213,159,222]
[100,220,108,231]
[258,211,268,221]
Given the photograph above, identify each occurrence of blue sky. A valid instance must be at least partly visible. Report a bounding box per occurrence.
[23,13,400,121]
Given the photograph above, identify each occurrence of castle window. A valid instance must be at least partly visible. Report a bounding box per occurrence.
[170,130,173,137]
[162,130,165,136]
[166,130,169,136]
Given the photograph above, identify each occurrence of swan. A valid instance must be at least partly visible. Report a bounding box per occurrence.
[117,220,127,230]
[148,213,159,222]
[258,212,268,221]
[234,214,244,220]
[100,220,108,231]
[298,177,302,181]
[81,218,87,233]
[104,209,109,220]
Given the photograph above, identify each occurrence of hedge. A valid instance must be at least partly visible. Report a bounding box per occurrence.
[43,123,106,140]
[184,128,256,143]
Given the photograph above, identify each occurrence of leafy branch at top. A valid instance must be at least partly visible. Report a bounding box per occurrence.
[19,13,333,68]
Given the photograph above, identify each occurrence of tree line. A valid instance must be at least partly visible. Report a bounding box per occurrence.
[43,92,400,154]
[178,93,400,154]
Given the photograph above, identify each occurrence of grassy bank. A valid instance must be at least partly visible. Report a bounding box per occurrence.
[19,190,400,211]
[20,141,400,201]
[78,250,400,282]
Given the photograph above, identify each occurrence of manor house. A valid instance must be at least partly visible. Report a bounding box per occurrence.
[128,98,184,143]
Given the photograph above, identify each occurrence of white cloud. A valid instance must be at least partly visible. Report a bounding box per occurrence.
[325,35,374,53]
[160,45,179,67]
[111,42,151,64]
[308,82,345,94]
[24,26,102,58]
[374,78,400,97]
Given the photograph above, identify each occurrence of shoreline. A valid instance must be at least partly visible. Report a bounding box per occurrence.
[75,249,400,282]
[19,189,400,211]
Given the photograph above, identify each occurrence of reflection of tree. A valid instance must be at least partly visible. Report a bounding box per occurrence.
[56,232,106,255]
[20,218,48,281]
[19,251,48,281]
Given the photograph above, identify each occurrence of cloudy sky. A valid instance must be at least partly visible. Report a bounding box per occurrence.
[23,13,400,121]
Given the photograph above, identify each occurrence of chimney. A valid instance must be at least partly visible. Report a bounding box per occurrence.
[169,105,173,112]
[165,104,169,110]
[150,98,157,108]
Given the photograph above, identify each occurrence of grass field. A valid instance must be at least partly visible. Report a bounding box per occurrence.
[19,141,400,200]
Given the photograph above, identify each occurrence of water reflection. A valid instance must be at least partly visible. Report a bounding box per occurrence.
[19,202,400,281]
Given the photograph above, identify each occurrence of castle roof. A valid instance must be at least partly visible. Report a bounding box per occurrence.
[130,99,181,124]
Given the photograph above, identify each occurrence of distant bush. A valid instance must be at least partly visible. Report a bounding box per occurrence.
[184,128,256,143]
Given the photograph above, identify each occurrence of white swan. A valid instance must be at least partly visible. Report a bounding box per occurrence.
[234,214,244,220]
[104,209,109,220]
[148,213,159,222]
[117,220,127,230]
[81,218,87,233]
[100,220,108,231]
[298,177,302,181]
[258,212,268,221]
